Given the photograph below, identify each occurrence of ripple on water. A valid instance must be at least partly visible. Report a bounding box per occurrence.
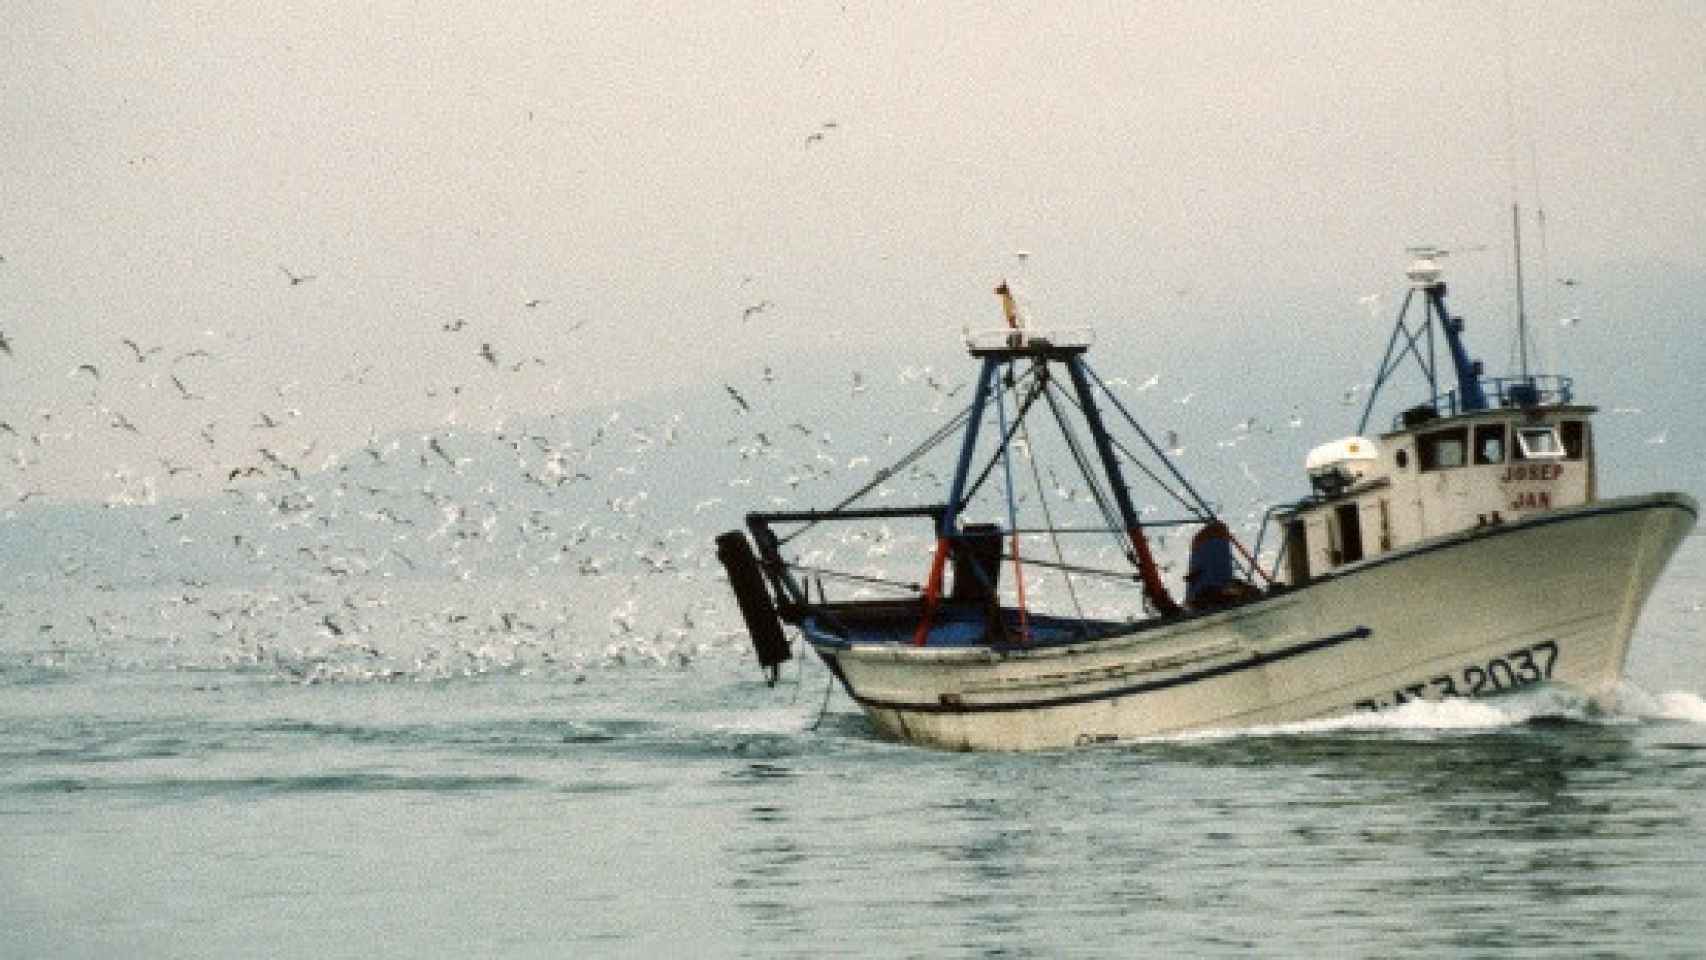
[7,771,535,801]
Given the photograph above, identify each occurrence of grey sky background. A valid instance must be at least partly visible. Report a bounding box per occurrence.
[3,2,1704,502]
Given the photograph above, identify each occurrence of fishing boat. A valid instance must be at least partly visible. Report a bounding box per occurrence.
[716,258,1696,751]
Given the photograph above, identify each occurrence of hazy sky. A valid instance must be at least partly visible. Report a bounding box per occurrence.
[3,2,1704,500]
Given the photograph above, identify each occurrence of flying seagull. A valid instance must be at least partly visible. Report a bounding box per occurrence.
[258,447,300,480]
[428,436,458,467]
[170,374,206,400]
[121,338,161,362]
[804,120,838,147]
[724,384,751,413]
[279,265,316,286]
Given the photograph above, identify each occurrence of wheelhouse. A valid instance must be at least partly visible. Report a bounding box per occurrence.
[1268,251,1598,586]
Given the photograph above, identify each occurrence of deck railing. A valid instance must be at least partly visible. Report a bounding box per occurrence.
[1397,374,1575,427]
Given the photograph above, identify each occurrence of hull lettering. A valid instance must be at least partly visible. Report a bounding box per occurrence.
[1355,639,1560,712]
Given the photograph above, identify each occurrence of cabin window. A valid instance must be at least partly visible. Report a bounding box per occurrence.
[1515,426,1565,460]
[1395,448,1409,470]
[1561,420,1587,461]
[1473,424,1506,465]
[1418,427,1468,471]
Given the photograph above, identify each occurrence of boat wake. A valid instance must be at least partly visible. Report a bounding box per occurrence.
[1160,683,1706,742]
[1612,684,1706,724]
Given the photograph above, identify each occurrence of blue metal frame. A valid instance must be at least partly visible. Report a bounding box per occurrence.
[1358,280,1492,435]
[1063,359,1149,544]
[1430,286,1489,413]
[743,335,1251,644]
[939,356,1002,538]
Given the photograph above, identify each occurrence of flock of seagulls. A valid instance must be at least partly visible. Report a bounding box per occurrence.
[3,300,1318,684]
[0,256,1040,680]
[1,254,1696,685]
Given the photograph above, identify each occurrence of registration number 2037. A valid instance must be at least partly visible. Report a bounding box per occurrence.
[1354,640,1559,712]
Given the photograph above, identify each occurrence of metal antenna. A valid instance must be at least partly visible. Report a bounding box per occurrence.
[1513,202,1529,381]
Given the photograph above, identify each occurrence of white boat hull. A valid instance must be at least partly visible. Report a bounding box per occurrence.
[808,492,1697,751]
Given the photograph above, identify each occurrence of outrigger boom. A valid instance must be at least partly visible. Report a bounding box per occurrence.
[721,284,1261,670]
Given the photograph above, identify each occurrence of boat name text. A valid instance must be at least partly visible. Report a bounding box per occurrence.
[1510,490,1553,511]
[1499,464,1563,483]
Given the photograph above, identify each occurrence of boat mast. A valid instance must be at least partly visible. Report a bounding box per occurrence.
[1512,201,1529,382]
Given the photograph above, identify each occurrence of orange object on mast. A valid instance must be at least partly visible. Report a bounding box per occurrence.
[912,538,951,646]
[995,281,1021,330]
[1009,531,1030,643]
[1128,527,1181,617]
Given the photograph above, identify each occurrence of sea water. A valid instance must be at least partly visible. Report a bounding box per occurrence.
[4,540,1704,958]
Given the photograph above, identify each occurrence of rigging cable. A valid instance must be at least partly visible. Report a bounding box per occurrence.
[1025,379,1092,623]
[789,627,806,703]
[1526,67,1554,378]
[996,552,1139,583]
[1500,0,1539,381]
[994,360,1030,642]
[777,400,976,546]
[1040,377,1136,551]
[807,665,835,730]
[1077,360,1271,584]
[1082,360,1218,518]
[780,563,919,594]
[958,365,1048,510]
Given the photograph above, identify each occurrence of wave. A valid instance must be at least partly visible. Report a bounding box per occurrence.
[1609,684,1706,724]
